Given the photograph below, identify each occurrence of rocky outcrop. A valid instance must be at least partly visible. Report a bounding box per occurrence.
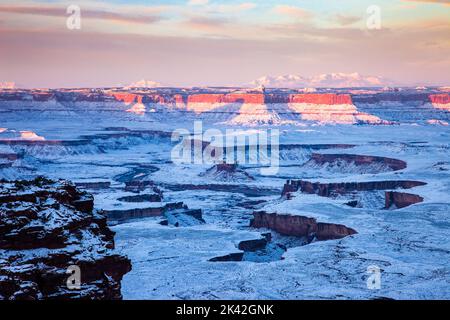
[280,144,356,151]
[105,201,204,225]
[124,180,162,193]
[209,252,244,262]
[210,237,270,262]
[282,180,426,197]
[288,94,353,105]
[200,163,254,182]
[104,202,184,221]
[307,153,407,172]
[0,153,18,161]
[429,94,450,105]
[188,94,265,104]
[2,89,448,125]
[0,177,131,300]
[164,208,205,227]
[250,211,357,241]
[385,191,424,209]
[75,181,111,190]
[238,238,268,252]
[117,194,162,203]
[351,92,450,122]
[429,94,450,111]
[1,89,447,108]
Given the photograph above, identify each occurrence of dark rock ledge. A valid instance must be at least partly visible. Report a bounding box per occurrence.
[0,177,131,300]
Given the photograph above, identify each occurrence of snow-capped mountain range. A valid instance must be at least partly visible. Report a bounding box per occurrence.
[124,79,162,89]
[249,73,392,88]
[0,82,15,89]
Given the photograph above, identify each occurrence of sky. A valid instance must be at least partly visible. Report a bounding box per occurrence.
[0,0,449,88]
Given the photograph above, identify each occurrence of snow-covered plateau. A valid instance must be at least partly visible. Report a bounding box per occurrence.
[0,87,449,300]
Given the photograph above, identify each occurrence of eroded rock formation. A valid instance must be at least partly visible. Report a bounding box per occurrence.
[105,201,184,221]
[200,163,254,182]
[384,191,424,209]
[307,153,407,172]
[282,180,426,197]
[0,177,131,300]
[250,211,357,241]
[238,238,268,252]
[117,193,162,203]
[2,88,448,125]
[208,252,244,262]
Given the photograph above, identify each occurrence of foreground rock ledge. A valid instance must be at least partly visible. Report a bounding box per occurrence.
[0,177,131,300]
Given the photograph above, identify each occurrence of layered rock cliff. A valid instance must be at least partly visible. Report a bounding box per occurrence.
[384,191,424,209]
[250,211,357,241]
[282,180,426,197]
[1,88,448,125]
[305,153,407,173]
[0,177,131,300]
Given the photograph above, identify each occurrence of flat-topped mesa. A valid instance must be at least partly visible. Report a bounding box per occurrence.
[200,163,254,182]
[351,92,450,119]
[0,177,131,300]
[188,93,265,104]
[282,180,427,197]
[352,92,431,104]
[285,93,384,124]
[104,201,205,225]
[1,89,448,105]
[250,211,357,241]
[429,94,450,105]
[429,93,450,111]
[104,202,184,221]
[2,89,448,124]
[288,93,353,105]
[308,153,407,172]
[111,92,143,104]
[351,92,450,104]
[186,93,353,105]
[0,90,355,105]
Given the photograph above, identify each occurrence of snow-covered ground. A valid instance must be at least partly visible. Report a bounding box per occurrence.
[1,101,450,300]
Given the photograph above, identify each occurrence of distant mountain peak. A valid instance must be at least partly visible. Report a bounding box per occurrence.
[125,80,162,89]
[0,81,15,89]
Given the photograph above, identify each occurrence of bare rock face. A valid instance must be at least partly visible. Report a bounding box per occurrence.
[117,194,162,203]
[208,252,244,262]
[200,163,254,182]
[282,180,426,197]
[385,191,424,209]
[238,238,268,252]
[429,94,450,105]
[250,211,357,241]
[306,153,407,172]
[0,177,131,300]
[288,93,353,105]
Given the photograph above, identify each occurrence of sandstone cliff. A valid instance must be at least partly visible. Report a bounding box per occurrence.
[250,211,357,241]
[282,180,426,197]
[0,177,131,300]
[384,191,424,209]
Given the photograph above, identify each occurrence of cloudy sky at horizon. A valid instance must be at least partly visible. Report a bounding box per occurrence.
[0,0,449,88]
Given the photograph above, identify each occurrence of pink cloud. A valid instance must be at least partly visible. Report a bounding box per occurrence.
[0,5,162,25]
[404,0,450,4]
[273,5,313,20]
[1,28,448,88]
[333,14,361,26]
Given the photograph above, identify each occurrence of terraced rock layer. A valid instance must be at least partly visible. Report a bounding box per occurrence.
[250,211,357,241]
[385,191,424,209]
[282,180,426,197]
[307,153,407,172]
[0,177,131,300]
